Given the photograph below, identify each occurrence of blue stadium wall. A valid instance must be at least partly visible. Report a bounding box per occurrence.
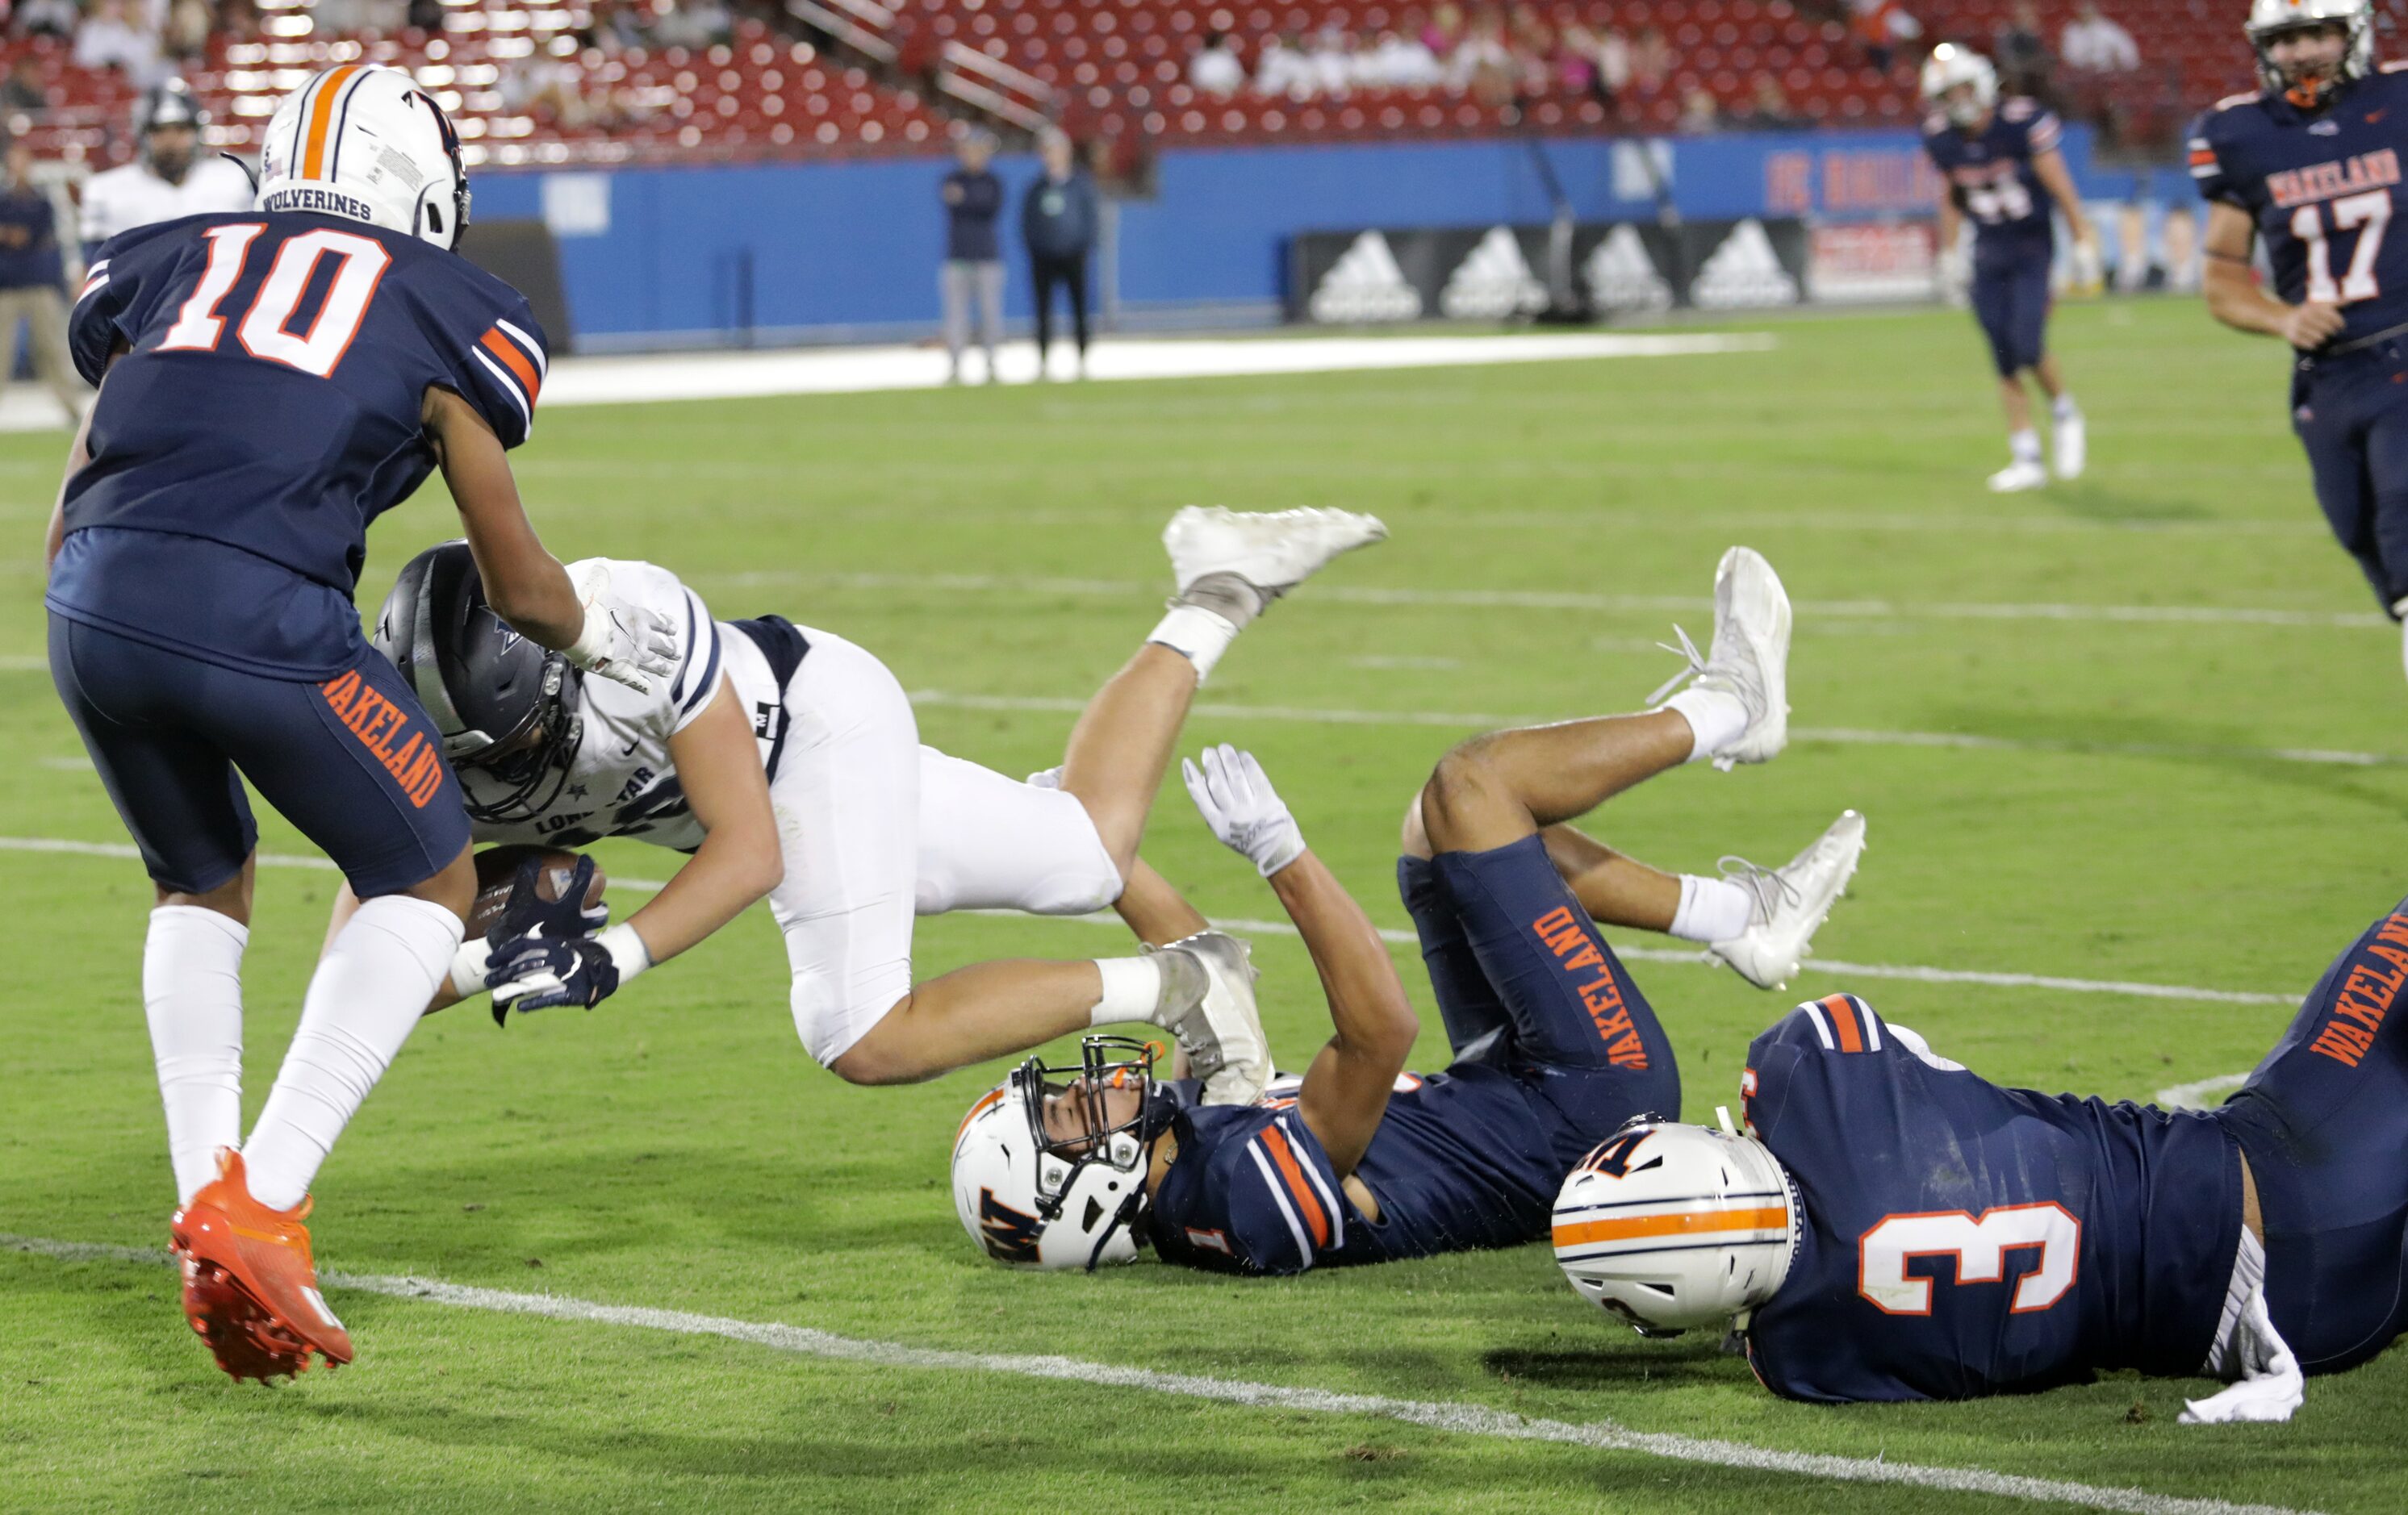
[474,123,2188,351]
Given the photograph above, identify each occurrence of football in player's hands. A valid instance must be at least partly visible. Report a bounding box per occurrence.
[468,845,608,945]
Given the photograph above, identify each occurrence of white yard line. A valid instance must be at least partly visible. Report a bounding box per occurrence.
[693,569,2392,632]
[0,1233,2323,1515]
[0,837,2302,1008]
[2156,1073,2252,1110]
[905,689,2408,772]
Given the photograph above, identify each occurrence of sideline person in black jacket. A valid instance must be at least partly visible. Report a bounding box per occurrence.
[1021,127,1100,379]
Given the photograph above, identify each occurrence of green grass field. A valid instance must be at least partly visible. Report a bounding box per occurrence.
[5,298,2403,1513]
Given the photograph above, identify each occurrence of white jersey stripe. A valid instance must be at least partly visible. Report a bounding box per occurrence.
[1281,1116,1346,1252]
[1800,1003,1837,1050]
[496,316,547,378]
[470,347,532,434]
[1244,1141,1316,1264]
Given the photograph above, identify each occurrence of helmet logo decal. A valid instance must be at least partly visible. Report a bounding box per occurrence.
[976,1187,1044,1263]
[1580,1127,1662,1179]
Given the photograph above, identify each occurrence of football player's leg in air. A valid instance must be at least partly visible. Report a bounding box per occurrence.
[340,507,1386,1100]
[949,548,1866,1275]
[45,65,679,1379]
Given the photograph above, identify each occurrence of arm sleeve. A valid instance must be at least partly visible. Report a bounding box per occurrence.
[451,293,550,449]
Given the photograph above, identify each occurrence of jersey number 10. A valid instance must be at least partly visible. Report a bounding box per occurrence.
[157,223,391,379]
[2293,190,2393,306]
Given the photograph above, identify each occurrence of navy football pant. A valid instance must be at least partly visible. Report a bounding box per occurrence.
[2214,892,2408,1374]
[1970,252,2051,377]
[2290,344,2408,613]
[49,614,471,898]
[1398,836,1682,1158]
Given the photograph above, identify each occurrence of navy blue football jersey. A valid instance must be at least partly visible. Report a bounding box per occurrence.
[1145,1065,1593,1275]
[1923,97,2061,259]
[2192,67,2408,348]
[47,211,546,678]
[1739,995,2246,1403]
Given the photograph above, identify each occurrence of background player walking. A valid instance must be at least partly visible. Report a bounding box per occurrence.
[43,64,674,1382]
[1920,44,2101,493]
[2192,0,2408,682]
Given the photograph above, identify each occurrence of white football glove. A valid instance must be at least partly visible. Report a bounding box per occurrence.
[2068,236,2105,297]
[562,559,679,695]
[1181,743,1306,878]
[1937,243,1971,307]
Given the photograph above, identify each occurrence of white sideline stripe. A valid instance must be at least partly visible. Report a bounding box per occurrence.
[2157,1073,2251,1110]
[905,690,2408,772]
[0,837,2301,1008]
[696,569,2392,632]
[0,1234,2322,1515]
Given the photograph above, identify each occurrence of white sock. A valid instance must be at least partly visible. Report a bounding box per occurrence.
[243,895,463,1211]
[2010,428,2042,464]
[1147,603,1239,682]
[2051,393,2080,422]
[144,906,248,1206]
[1089,956,1164,1026]
[1669,874,1757,943]
[1661,687,1748,764]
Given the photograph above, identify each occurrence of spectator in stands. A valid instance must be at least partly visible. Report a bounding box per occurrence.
[1255,34,1315,98]
[1591,26,1632,100]
[1850,0,1921,74]
[14,0,78,42]
[1,58,52,115]
[1628,27,1671,93]
[1190,31,1246,95]
[939,128,1004,385]
[1992,1,2051,96]
[1555,23,1600,96]
[406,0,445,31]
[1309,27,1355,98]
[654,0,732,48]
[1741,73,1805,130]
[0,143,86,424]
[1365,29,1443,89]
[1448,10,1515,104]
[2059,2,2138,74]
[74,0,161,78]
[1021,127,1097,381]
[1421,3,1462,60]
[1678,86,1724,133]
[162,0,212,62]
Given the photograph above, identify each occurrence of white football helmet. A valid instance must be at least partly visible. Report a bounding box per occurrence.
[2247,0,2373,105]
[1918,43,1998,127]
[256,64,470,251]
[951,1037,1172,1271]
[1553,1115,1799,1336]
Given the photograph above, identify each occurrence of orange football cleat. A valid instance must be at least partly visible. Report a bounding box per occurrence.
[170,1149,352,1380]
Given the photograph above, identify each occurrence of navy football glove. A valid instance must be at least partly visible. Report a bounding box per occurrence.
[487,925,646,1021]
[489,853,609,947]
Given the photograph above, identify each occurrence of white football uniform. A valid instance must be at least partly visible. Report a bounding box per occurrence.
[79,157,256,248]
[464,559,1123,1066]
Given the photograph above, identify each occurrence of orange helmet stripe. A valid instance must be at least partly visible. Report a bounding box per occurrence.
[301,65,362,180]
[954,1088,1006,1153]
[1551,1204,1789,1250]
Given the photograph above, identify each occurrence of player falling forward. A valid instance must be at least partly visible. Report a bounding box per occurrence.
[1556,891,2408,1423]
[951,549,1867,1274]
[355,507,1386,1093]
[1919,43,2101,493]
[44,65,675,1381]
[2192,1,2408,682]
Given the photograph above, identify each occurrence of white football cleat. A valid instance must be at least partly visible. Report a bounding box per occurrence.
[1988,458,2048,493]
[1649,546,1791,770]
[2052,410,2086,481]
[1154,930,1272,1105]
[1163,506,1388,605]
[1707,810,1867,991]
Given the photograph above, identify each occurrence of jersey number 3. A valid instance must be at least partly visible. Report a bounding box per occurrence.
[157,223,391,378]
[2293,190,2392,305]
[1857,1202,2080,1316]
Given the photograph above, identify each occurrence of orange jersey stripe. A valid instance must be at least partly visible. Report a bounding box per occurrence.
[481,327,542,403]
[1821,994,1863,1053]
[1260,1127,1329,1247]
[1551,1204,1789,1250]
[302,65,362,180]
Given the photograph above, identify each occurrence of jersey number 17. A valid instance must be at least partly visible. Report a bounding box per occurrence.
[2293,190,2393,305]
[157,223,391,379]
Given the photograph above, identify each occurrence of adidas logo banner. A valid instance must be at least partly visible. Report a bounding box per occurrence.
[1287,219,1810,322]
[1437,226,1549,319]
[1688,219,1802,309]
[1305,231,1424,323]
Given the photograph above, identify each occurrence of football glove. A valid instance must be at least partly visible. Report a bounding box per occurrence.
[497,852,609,943]
[487,924,650,1022]
[1936,243,1971,307]
[1181,742,1306,878]
[2068,236,2105,298]
[563,559,680,695]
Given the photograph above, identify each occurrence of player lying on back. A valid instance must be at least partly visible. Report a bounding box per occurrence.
[1919,43,2100,493]
[2191,1,2408,682]
[338,507,1386,1096]
[1555,903,2408,1421]
[951,548,1867,1274]
[43,65,675,1381]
